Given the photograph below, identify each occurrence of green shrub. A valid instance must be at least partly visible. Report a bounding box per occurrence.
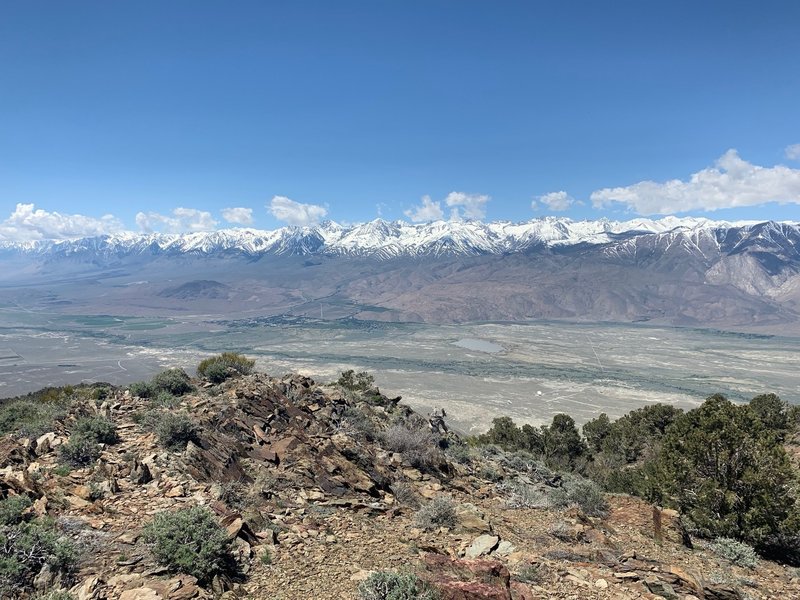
[197,353,255,383]
[0,497,77,596]
[496,479,548,509]
[32,592,75,600]
[478,416,541,452]
[128,381,154,398]
[151,368,193,396]
[0,399,68,438]
[444,442,472,465]
[711,537,758,569]
[652,395,796,549]
[155,413,199,450]
[337,369,375,392]
[383,424,442,470]
[0,495,31,526]
[549,476,608,517]
[415,496,457,531]
[340,406,378,439]
[515,562,547,584]
[141,506,233,583]
[203,362,229,384]
[59,436,101,467]
[72,416,119,445]
[357,570,439,600]
[51,465,71,477]
[131,408,161,430]
[152,391,180,408]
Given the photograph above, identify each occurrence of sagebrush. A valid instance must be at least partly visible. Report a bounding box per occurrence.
[358,570,439,600]
[142,506,232,583]
[0,496,77,595]
[415,496,457,531]
[197,353,255,383]
[155,413,199,450]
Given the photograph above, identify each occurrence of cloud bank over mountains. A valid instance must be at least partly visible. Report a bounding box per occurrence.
[2,148,799,242]
[135,208,218,233]
[533,191,576,211]
[221,207,254,225]
[268,196,328,227]
[405,192,490,222]
[0,203,124,242]
[590,149,800,214]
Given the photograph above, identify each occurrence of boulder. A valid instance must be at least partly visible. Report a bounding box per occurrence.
[644,576,679,600]
[464,535,500,559]
[421,554,512,600]
[72,575,103,600]
[35,432,57,456]
[494,541,515,556]
[118,588,162,600]
[455,504,492,534]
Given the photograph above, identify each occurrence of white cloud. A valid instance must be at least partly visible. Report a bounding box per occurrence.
[0,203,125,241]
[444,191,490,220]
[268,196,327,226]
[404,191,490,222]
[136,207,218,233]
[533,191,575,211]
[404,196,444,222]
[221,207,254,226]
[590,149,800,214]
[786,144,800,161]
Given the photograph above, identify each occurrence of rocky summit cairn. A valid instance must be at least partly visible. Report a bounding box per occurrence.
[0,367,798,599]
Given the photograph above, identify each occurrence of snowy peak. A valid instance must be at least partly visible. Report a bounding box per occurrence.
[0,216,795,260]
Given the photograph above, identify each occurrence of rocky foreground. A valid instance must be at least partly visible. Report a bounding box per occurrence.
[2,371,799,600]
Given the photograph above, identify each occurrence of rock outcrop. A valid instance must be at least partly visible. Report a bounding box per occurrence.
[1,371,797,599]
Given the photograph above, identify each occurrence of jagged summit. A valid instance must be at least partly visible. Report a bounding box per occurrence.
[0,216,783,259]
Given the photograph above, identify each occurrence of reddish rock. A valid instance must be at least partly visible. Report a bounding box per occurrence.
[438,581,512,600]
[509,581,535,600]
[420,553,513,600]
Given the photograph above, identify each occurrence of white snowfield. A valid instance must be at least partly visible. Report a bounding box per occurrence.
[0,216,791,259]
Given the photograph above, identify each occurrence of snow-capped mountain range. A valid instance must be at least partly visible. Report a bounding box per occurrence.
[2,216,800,331]
[0,216,788,259]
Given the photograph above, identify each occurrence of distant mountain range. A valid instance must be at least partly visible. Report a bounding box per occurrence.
[2,217,799,332]
[0,215,782,258]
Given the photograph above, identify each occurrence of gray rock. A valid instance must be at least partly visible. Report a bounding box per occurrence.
[644,576,680,600]
[464,534,500,558]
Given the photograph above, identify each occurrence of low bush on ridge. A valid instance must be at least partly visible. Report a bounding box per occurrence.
[72,416,119,445]
[151,368,193,395]
[383,424,443,471]
[415,496,457,531]
[141,506,233,583]
[0,496,77,596]
[358,570,439,600]
[197,352,255,383]
[155,413,199,450]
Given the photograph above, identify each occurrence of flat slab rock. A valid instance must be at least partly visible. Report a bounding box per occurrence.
[464,534,500,558]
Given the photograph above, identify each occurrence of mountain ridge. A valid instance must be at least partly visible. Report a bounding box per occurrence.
[0,216,787,259]
[1,217,799,332]
[2,367,799,599]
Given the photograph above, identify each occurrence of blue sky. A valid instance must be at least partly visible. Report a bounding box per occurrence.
[1,1,799,239]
